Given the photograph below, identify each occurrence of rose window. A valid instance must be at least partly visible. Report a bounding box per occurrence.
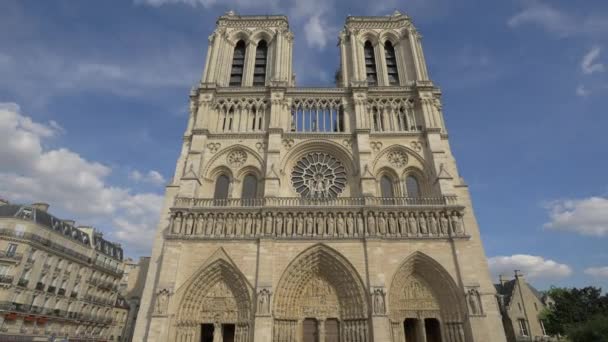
[291,153,347,198]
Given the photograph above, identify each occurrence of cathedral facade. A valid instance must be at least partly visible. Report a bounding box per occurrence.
[132,11,507,342]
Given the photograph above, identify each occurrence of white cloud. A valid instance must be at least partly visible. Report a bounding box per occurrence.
[488,254,573,280]
[304,15,329,49]
[544,197,608,236]
[129,170,167,186]
[576,84,590,97]
[581,46,605,75]
[584,266,608,278]
[0,103,163,255]
[508,1,608,37]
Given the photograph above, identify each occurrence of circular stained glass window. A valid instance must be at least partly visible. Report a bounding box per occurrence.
[291,153,347,198]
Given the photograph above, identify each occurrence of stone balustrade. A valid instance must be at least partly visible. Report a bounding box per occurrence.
[167,200,467,240]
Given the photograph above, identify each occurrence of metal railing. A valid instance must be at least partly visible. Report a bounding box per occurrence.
[0,275,13,284]
[0,250,23,261]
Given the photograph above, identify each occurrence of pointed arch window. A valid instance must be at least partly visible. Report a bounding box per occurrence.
[229,40,246,87]
[213,175,230,204]
[242,174,258,206]
[384,41,399,85]
[380,175,395,198]
[406,175,421,197]
[253,40,268,86]
[364,41,378,86]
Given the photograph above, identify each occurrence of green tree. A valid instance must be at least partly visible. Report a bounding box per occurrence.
[540,286,608,336]
[566,315,608,342]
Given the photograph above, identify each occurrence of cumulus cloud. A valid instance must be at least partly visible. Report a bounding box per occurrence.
[304,15,330,50]
[584,266,608,278]
[581,46,605,75]
[488,254,573,280]
[576,84,590,97]
[129,170,167,186]
[544,197,608,236]
[0,103,163,255]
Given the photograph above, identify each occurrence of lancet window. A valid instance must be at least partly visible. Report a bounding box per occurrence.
[229,40,246,87]
[364,41,378,86]
[216,98,267,132]
[368,98,417,132]
[290,99,344,133]
[384,41,399,85]
[406,175,421,197]
[253,40,268,86]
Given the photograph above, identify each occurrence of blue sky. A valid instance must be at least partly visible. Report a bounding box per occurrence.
[1,0,608,290]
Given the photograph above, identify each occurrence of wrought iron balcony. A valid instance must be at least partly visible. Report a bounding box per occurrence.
[0,275,14,284]
[35,282,45,291]
[0,250,22,262]
[47,285,56,294]
[17,278,28,287]
[57,288,66,296]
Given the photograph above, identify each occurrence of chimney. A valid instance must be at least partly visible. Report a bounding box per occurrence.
[499,274,508,286]
[514,270,524,280]
[0,198,8,206]
[31,202,50,212]
[63,219,76,226]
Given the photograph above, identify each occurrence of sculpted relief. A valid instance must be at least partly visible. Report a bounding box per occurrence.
[198,281,239,322]
[392,278,439,317]
[298,276,340,318]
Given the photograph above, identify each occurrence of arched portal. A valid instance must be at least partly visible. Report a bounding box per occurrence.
[173,255,253,342]
[273,244,370,342]
[388,252,466,342]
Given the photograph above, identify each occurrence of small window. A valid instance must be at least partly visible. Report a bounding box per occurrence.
[380,175,395,198]
[253,40,268,86]
[534,302,538,311]
[229,40,246,87]
[406,176,420,197]
[518,303,522,312]
[384,41,399,85]
[242,174,258,199]
[6,243,17,256]
[518,319,529,336]
[213,175,230,200]
[364,41,378,86]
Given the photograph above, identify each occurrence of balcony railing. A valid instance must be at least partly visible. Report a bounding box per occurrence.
[174,196,458,209]
[0,250,23,261]
[17,278,28,287]
[0,275,14,284]
[46,286,56,294]
[35,282,45,291]
[57,288,66,296]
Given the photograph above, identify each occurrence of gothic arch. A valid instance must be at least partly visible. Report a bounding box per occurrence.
[379,30,401,46]
[227,29,253,46]
[202,144,264,180]
[358,31,380,46]
[279,139,358,197]
[371,144,427,174]
[388,252,466,341]
[250,28,274,45]
[172,248,254,341]
[273,244,370,341]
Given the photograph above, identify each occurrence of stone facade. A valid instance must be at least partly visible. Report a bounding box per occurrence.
[0,201,124,341]
[133,11,507,342]
[495,273,553,342]
[120,257,150,342]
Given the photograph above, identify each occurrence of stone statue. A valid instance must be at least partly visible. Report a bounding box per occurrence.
[377,213,387,235]
[205,214,214,236]
[154,289,169,315]
[388,213,397,235]
[468,289,482,315]
[315,213,325,236]
[226,214,235,236]
[356,212,365,236]
[195,214,205,235]
[439,212,449,235]
[275,214,284,236]
[419,213,428,235]
[367,213,376,236]
[296,213,304,236]
[346,213,354,236]
[214,214,224,236]
[398,213,407,236]
[326,213,335,236]
[451,212,464,235]
[244,213,253,236]
[235,213,243,236]
[185,215,194,235]
[373,289,385,315]
[306,213,314,236]
[254,213,262,236]
[429,213,438,236]
[257,289,271,315]
[337,213,345,236]
[408,213,418,235]
[213,320,222,342]
[285,213,294,236]
[172,214,182,235]
[264,213,273,235]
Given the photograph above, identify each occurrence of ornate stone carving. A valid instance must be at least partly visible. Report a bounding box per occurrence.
[227,149,247,168]
[410,141,423,152]
[255,142,266,152]
[281,138,294,149]
[154,289,171,315]
[207,143,221,153]
[291,153,347,198]
[299,276,339,317]
[467,288,483,316]
[387,150,408,168]
[257,288,271,315]
[370,141,383,152]
[372,288,386,315]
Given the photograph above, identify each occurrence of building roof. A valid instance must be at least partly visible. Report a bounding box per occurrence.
[494,278,545,308]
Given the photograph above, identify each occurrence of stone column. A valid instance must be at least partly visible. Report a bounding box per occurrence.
[416,319,427,342]
[376,41,388,86]
[318,319,326,342]
[339,32,349,87]
[349,31,361,83]
[408,30,422,81]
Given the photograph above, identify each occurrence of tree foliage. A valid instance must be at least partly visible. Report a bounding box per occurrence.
[540,286,608,337]
[566,315,608,342]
